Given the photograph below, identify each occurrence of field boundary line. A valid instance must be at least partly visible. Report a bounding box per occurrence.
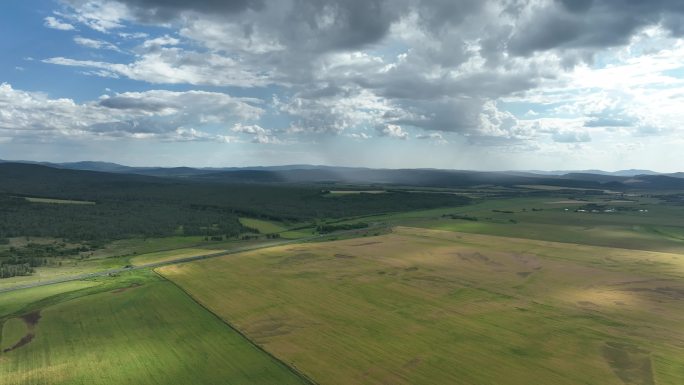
[154,270,320,385]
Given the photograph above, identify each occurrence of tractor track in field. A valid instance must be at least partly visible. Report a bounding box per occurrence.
[0,225,388,295]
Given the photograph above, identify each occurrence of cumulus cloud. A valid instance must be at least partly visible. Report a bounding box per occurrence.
[376,124,408,140]
[508,0,684,57]
[39,0,684,150]
[0,83,261,142]
[44,16,75,30]
[96,0,263,22]
[231,123,281,144]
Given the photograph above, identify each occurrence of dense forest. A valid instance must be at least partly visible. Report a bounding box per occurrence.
[0,163,471,242]
[0,195,244,241]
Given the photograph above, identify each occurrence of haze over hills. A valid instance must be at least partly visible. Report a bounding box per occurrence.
[517,169,662,177]
[2,160,684,191]
[0,159,670,176]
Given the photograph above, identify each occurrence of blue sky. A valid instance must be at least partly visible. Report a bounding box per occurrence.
[2,0,684,171]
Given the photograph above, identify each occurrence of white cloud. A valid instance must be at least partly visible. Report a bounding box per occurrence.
[477,101,522,138]
[416,132,447,144]
[348,132,371,140]
[74,36,121,51]
[169,128,238,143]
[231,123,282,144]
[376,124,408,140]
[119,31,148,39]
[44,16,75,31]
[44,46,270,87]
[0,83,261,142]
[140,35,180,49]
[59,1,129,32]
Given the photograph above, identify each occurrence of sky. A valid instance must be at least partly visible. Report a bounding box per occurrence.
[2,0,684,171]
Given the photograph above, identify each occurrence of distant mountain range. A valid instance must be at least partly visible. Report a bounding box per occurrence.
[0,159,675,177]
[1,159,683,190]
[515,169,662,177]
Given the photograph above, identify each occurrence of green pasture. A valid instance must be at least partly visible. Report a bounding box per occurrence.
[0,271,308,385]
[239,217,290,234]
[23,197,95,205]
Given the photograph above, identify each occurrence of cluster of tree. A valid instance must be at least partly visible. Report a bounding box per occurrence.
[0,263,33,278]
[0,242,83,278]
[316,222,369,234]
[659,194,684,205]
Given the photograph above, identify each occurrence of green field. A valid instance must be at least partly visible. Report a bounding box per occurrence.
[22,197,96,205]
[331,195,684,254]
[0,271,309,385]
[159,227,684,385]
[0,281,99,314]
[239,217,291,234]
[1,317,28,352]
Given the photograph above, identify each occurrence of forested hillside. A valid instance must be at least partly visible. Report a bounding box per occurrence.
[0,163,471,242]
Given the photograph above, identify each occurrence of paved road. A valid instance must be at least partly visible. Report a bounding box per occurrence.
[0,226,385,294]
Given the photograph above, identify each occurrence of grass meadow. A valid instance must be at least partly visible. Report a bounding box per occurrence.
[160,226,684,385]
[239,217,291,234]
